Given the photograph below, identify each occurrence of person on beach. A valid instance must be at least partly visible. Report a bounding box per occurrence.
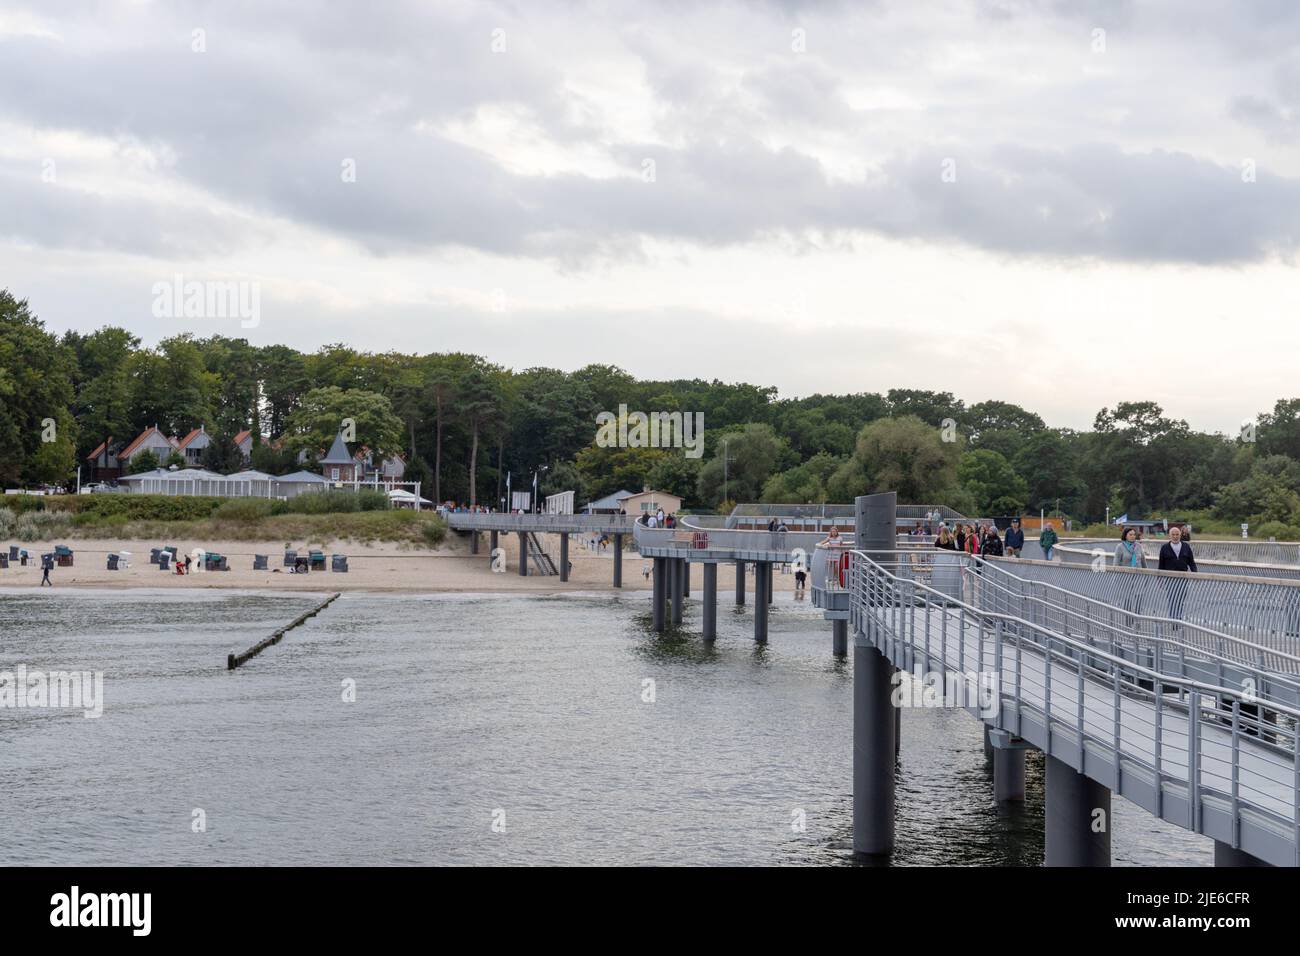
[40,553,53,586]
[1004,518,1024,557]
[794,568,807,591]
[1039,523,1059,561]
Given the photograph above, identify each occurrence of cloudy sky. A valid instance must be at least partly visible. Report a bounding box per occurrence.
[2,0,1298,432]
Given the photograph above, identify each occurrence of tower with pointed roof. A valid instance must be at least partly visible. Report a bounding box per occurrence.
[319,430,357,483]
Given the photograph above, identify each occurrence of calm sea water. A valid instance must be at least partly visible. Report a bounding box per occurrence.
[0,587,1211,866]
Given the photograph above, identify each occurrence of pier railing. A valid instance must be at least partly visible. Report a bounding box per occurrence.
[849,550,1300,865]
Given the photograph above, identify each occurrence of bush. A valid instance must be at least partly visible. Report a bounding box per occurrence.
[213,499,277,522]
[421,518,446,547]
[59,494,225,522]
[278,490,390,515]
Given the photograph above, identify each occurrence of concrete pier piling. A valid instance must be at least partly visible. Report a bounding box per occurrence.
[735,560,745,606]
[993,747,1026,803]
[753,563,769,643]
[832,618,847,657]
[852,491,899,858]
[702,563,718,642]
[1045,755,1111,866]
[853,632,897,856]
[517,531,528,577]
[559,532,569,582]
[470,531,479,554]
[670,557,683,626]
[652,557,665,632]
[612,534,622,588]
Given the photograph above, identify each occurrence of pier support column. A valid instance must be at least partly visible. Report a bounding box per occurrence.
[670,558,683,626]
[754,563,769,644]
[983,726,994,765]
[489,530,498,565]
[612,534,622,588]
[702,563,718,642]
[684,561,690,598]
[651,558,665,633]
[559,532,569,582]
[1214,842,1270,867]
[518,532,528,577]
[1045,755,1111,866]
[735,560,745,606]
[470,531,479,554]
[832,619,847,657]
[853,633,896,857]
[993,747,1026,803]
[767,563,774,605]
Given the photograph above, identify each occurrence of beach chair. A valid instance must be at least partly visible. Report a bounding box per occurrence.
[106,553,119,570]
[309,550,326,571]
[331,554,348,572]
[118,551,132,568]
[284,549,297,567]
[158,552,171,571]
[149,548,162,565]
[253,554,268,570]
[54,544,74,567]
[8,546,17,561]
[0,554,8,569]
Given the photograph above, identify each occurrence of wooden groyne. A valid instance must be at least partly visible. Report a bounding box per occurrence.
[227,592,341,670]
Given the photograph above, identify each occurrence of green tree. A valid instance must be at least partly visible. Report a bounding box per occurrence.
[0,291,77,486]
[696,423,786,505]
[827,415,961,503]
[282,387,405,460]
[957,449,1029,515]
[130,449,160,474]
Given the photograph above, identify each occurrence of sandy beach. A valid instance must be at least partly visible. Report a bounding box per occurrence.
[1,532,803,595]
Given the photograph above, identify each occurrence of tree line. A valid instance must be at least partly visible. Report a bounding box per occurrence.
[4,288,1300,532]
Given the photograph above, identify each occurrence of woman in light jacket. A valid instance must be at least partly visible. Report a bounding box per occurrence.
[1114,527,1147,569]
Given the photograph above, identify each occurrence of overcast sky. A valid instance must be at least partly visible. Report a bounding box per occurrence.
[2,0,1298,433]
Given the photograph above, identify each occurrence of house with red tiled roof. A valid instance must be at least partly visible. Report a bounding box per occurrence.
[88,425,178,480]
[175,425,212,465]
[233,430,253,463]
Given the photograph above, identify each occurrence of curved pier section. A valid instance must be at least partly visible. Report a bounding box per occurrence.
[846,492,1299,867]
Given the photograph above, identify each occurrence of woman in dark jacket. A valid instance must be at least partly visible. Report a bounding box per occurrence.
[934,527,957,550]
[981,526,1004,558]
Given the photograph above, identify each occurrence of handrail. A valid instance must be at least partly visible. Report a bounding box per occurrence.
[849,551,1300,720]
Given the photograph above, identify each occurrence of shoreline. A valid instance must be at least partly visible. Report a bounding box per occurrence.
[0,535,799,595]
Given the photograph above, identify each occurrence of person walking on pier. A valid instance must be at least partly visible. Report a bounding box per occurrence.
[1004,518,1024,557]
[1039,523,1059,561]
[1157,525,1196,623]
[1115,527,1147,570]
[980,525,1004,558]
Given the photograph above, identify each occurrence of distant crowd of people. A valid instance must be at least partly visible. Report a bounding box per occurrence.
[637,507,675,528]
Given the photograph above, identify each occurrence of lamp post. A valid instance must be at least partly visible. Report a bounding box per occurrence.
[721,439,737,507]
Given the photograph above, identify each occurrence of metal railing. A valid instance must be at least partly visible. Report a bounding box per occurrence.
[849,551,1300,862]
[1059,538,1300,577]
[971,558,1300,700]
[992,557,1300,665]
[446,513,634,533]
